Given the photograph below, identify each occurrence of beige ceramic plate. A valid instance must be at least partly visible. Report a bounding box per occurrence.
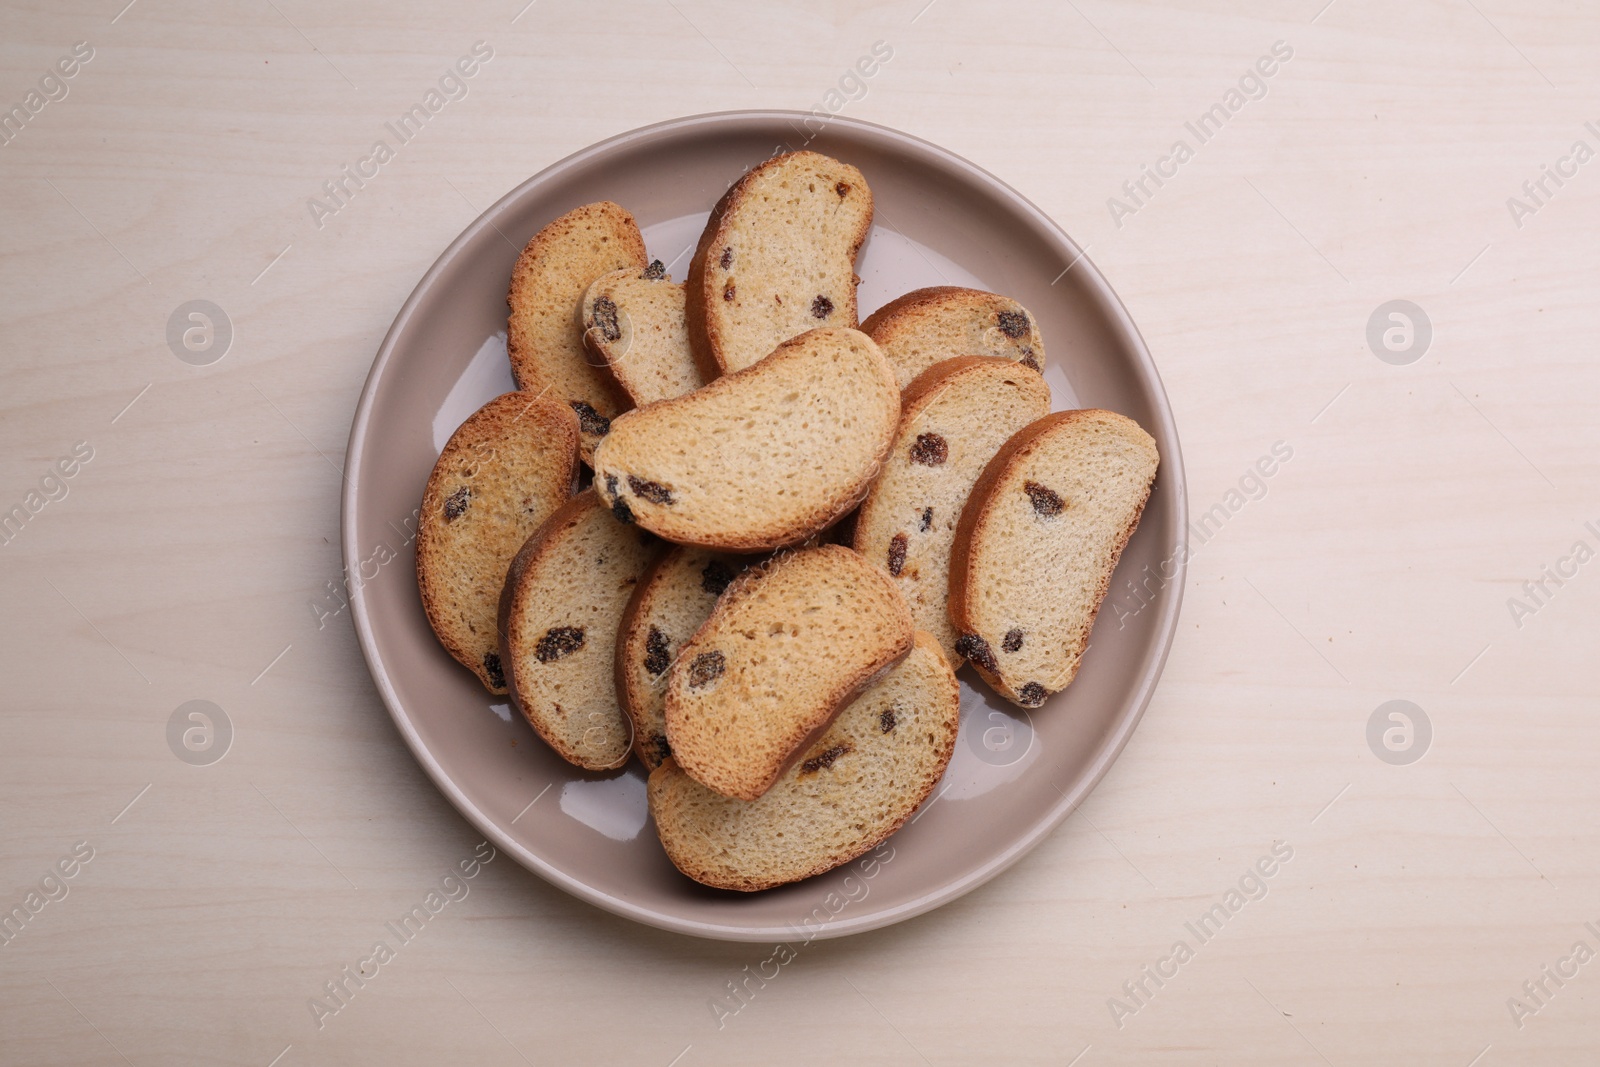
[343,111,1186,941]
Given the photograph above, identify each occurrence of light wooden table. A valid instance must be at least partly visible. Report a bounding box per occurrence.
[3,1,1597,1063]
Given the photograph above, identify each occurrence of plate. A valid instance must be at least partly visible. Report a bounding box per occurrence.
[343,111,1186,941]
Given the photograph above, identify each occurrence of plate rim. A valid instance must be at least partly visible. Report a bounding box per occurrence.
[342,108,1187,942]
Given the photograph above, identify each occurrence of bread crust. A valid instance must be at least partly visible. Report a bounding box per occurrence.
[686,151,873,379]
[948,409,1156,706]
[859,285,976,335]
[663,544,915,801]
[648,631,959,891]
[416,393,579,693]
[684,171,744,383]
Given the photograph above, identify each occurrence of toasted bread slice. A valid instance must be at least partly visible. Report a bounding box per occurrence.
[650,631,959,891]
[499,490,663,769]
[415,394,579,694]
[686,151,872,377]
[591,327,899,552]
[663,544,914,801]
[853,357,1052,665]
[615,545,751,771]
[862,286,1046,391]
[949,409,1158,708]
[580,262,703,407]
[507,201,647,462]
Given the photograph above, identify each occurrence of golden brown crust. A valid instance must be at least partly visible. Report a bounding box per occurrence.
[416,394,579,693]
[899,354,1030,418]
[859,285,976,337]
[685,152,874,379]
[948,409,1155,705]
[684,175,743,383]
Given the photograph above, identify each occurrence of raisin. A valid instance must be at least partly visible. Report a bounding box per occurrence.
[535,626,584,663]
[719,246,733,270]
[1024,480,1064,518]
[643,259,665,280]
[800,743,852,774]
[628,476,673,505]
[835,181,851,197]
[652,734,672,763]
[1002,628,1024,653]
[644,626,670,676]
[723,279,736,302]
[996,309,1030,338]
[909,433,947,466]
[887,533,908,577]
[919,507,933,532]
[611,497,635,524]
[604,474,618,497]
[811,295,833,319]
[443,486,470,521]
[701,560,735,596]
[570,401,610,437]
[483,651,505,689]
[590,296,621,342]
[687,650,725,689]
[879,708,897,733]
[955,633,998,673]
[1017,682,1048,707]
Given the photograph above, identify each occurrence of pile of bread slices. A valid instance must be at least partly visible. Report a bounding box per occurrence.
[414,150,1159,892]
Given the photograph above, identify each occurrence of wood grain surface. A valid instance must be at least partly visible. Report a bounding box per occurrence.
[2,1,1597,1064]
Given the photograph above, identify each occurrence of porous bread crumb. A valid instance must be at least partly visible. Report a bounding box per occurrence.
[500,490,663,769]
[949,408,1158,707]
[687,152,873,377]
[648,632,959,891]
[416,393,579,694]
[852,356,1051,665]
[663,544,915,802]
[862,286,1048,391]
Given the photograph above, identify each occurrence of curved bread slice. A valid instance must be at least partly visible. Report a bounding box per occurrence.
[591,328,899,552]
[686,151,872,377]
[862,286,1046,391]
[853,357,1051,665]
[616,546,751,771]
[415,394,579,693]
[663,544,914,801]
[499,490,663,769]
[949,409,1158,708]
[507,201,647,462]
[650,631,959,891]
[580,262,702,407]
